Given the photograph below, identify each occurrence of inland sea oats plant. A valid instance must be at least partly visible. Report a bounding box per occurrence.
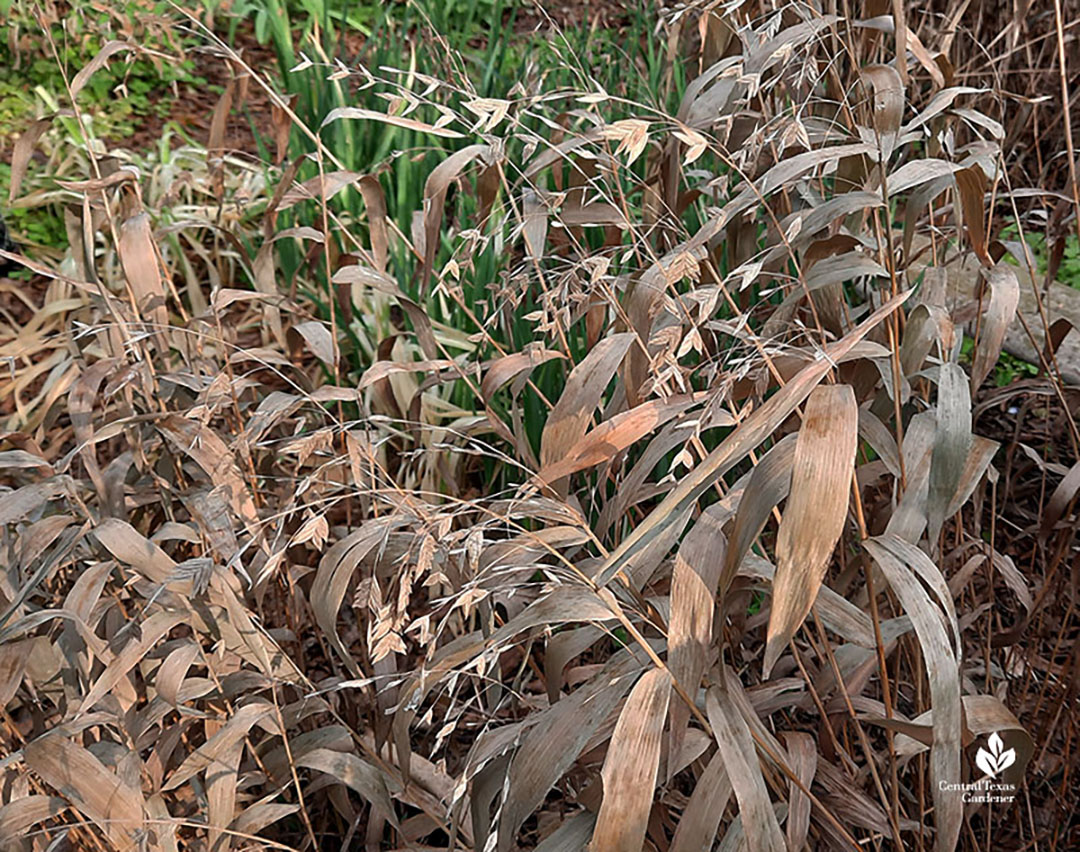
[0,1,1076,850]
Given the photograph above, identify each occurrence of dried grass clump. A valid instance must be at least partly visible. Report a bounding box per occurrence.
[0,2,1073,850]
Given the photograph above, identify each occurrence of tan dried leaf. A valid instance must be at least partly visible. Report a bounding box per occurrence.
[763,384,858,676]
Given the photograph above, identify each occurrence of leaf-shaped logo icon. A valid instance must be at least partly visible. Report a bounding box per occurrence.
[975,732,1017,778]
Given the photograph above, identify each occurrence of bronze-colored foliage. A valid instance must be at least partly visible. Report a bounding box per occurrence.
[0,2,1073,851]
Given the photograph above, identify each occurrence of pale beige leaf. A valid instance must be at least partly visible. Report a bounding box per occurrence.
[420,145,491,290]
[721,433,796,605]
[79,610,186,713]
[0,478,72,526]
[0,795,68,839]
[927,363,971,543]
[291,320,337,367]
[781,732,817,852]
[864,535,961,852]
[498,652,641,849]
[669,747,732,852]
[295,748,397,823]
[322,106,465,138]
[164,703,275,791]
[593,291,911,588]
[0,639,30,705]
[70,41,134,100]
[591,668,671,852]
[158,415,260,538]
[311,521,392,679]
[359,358,457,391]
[481,348,566,402]
[278,170,364,210]
[861,64,904,159]
[93,518,177,584]
[705,682,785,852]
[208,737,244,852]
[231,801,300,837]
[534,392,703,487]
[971,265,1020,391]
[118,211,169,334]
[156,641,202,706]
[540,332,636,470]
[25,735,144,851]
[667,503,727,779]
[9,115,63,203]
[764,384,857,676]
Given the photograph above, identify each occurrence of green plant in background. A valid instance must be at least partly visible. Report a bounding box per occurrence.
[0,0,208,252]
[232,0,678,462]
[1001,225,1080,290]
[960,336,1039,386]
[0,0,202,139]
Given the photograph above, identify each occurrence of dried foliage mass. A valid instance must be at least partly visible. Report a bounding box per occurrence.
[0,2,1075,851]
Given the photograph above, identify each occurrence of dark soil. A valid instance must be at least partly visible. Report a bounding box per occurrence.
[110,20,279,162]
[971,378,1080,849]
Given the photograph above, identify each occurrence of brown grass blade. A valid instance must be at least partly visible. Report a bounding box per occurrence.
[863,534,961,852]
[420,144,492,291]
[156,641,202,706]
[781,732,817,852]
[1040,458,1080,541]
[763,384,857,677]
[533,392,704,487]
[295,748,398,826]
[8,115,62,203]
[667,503,727,779]
[93,518,177,584]
[0,478,72,526]
[311,521,392,678]
[668,747,732,852]
[158,415,260,538]
[540,331,636,470]
[970,265,1020,391]
[591,667,671,852]
[208,736,244,852]
[927,362,972,544]
[0,796,68,840]
[721,433,796,606]
[68,359,120,499]
[357,174,390,273]
[958,695,1034,787]
[79,610,186,714]
[69,40,134,100]
[497,652,640,849]
[954,165,991,266]
[481,348,565,402]
[164,703,275,792]
[322,106,466,138]
[25,734,145,851]
[278,170,364,210]
[705,681,785,852]
[860,65,904,159]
